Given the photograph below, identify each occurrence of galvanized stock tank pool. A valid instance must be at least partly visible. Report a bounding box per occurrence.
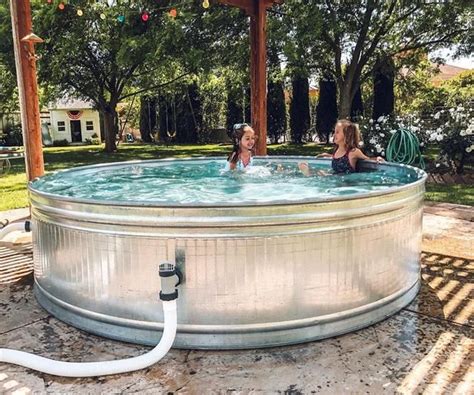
[29,156,426,349]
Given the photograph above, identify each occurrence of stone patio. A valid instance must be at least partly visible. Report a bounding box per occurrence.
[0,203,472,394]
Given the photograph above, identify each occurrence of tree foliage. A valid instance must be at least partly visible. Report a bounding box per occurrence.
[33,1,248,152]
[281,0,472,118]
[0,1,18,112]
[289,75,310,144]
[373,56,395,119]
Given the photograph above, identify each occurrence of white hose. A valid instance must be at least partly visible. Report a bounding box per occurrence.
[0,221,30,240]
[0,300,177,377]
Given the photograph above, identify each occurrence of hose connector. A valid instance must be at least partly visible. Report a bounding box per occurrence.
[159,262,183,301]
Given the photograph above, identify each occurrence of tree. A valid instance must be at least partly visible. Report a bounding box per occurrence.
[175,82,202,144]
[33,1,247,152]
[0,2,18,112]
[267,79,286,144]
[289,75,310,144]
[282,0,472,118]
[267,48,286,144]
[316,76,338,144]
[373,56,395,120]
[34,2,184,152]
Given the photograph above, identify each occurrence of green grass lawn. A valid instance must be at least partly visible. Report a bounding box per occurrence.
[0,143,470,211]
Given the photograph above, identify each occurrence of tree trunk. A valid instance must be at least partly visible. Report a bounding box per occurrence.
[456,151,466,174]
[338,82,353,119]
[103,107,117,153]
[351,85,364,120]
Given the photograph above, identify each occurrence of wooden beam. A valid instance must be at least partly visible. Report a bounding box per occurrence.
[250,0,267,155]
[10,0,44,180]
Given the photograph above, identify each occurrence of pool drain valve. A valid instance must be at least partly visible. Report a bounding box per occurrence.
[0,263,180,377]
[159,262,183,301]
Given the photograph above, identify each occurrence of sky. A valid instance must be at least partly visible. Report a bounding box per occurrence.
[430,48,473,69]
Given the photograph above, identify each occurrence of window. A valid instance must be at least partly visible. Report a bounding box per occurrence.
[57,121,65,132]
[86,121,94,131]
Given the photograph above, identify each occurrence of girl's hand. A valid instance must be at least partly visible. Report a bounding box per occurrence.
[298,162,311,176]
[375,156,385,163]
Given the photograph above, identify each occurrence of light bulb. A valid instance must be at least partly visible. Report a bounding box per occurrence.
[77,9,83,16]
[202,0,210,9]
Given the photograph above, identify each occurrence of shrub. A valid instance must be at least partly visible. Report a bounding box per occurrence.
[426,106,474,174]
[85,138,101,145]
[52,139,70,147]
[358,114,428,158]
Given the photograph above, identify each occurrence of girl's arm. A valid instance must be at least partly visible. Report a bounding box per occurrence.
[227,152,238,170]
[316,153,332,158]
[353,149,384,163]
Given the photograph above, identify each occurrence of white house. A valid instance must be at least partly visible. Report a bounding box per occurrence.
[48,98,101,143]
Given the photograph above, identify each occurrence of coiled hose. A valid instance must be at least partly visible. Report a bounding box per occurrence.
[386,128,425,169]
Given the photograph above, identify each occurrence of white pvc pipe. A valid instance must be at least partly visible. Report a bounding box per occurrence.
[0,300,177,377]
[0,221,29,240]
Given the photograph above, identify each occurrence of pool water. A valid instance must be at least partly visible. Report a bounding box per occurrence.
[31,158,423,205]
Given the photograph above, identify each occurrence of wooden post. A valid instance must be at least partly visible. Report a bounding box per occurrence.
[249,0,267,156]
[10,0,44,181]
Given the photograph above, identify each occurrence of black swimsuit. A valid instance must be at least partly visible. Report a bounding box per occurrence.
[332,149,355,174]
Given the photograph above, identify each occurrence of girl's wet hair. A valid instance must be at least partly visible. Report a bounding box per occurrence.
[336,119,361,150]
[228,123,256,164]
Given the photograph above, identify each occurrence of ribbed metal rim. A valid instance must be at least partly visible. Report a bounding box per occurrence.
[28,156,427,208]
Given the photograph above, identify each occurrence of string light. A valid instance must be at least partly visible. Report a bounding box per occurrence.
[44,0,206,23]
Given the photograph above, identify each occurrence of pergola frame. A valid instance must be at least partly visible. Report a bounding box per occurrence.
[10,0,282,181]
[218,0,284,156]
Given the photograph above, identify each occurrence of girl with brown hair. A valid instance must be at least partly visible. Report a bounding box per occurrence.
[299,119,384,175]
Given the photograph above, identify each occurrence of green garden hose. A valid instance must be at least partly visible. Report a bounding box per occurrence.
[386,128,425,169]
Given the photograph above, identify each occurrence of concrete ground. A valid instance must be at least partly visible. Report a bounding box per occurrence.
[0,203,472,394]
